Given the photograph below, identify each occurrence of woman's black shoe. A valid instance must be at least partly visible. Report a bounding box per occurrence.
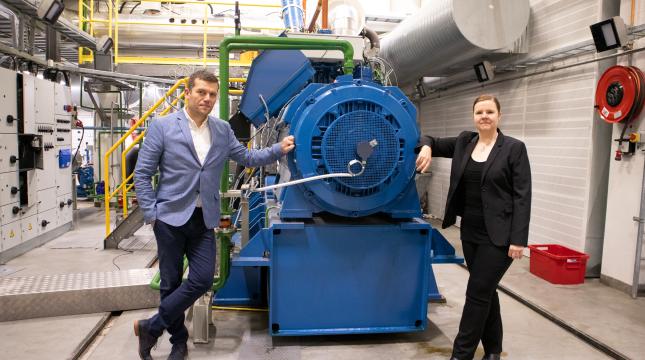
[481,354,501,360]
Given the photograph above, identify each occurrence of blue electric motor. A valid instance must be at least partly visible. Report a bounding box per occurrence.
[219,49,462,337]
[280,74,422,219]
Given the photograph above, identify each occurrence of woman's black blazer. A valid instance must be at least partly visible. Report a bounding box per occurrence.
[420,130,531,247]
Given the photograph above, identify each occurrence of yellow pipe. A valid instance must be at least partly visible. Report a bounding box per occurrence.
[115,56,252,66]
[211,306,268,312]
[108,0,112,38]
[77,0,82,64]
[230,89,243,95]
[110,182,126,199]
[89,0,94,35]
[115,0,119,63]
[203,5,208,66]
[80,19,110,23]
[111,20,283,31]
[229,77,247,82]
[120,92,184,218]
[121,0,281,7]
[105,78,187,236]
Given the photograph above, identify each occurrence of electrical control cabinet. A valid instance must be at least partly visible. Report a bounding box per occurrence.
[37,188,57,212]
[1,202,21,225]
[55,129,72,145]
[36,132,57,190]
[54,83,73,116]
[0,68,18,134]
[56,194,73,226]
[20,214,38,242]
[56,146,73,196]
[20,170,38,211]
[34,78,55,125]
[1,220,21,251]
[0,171,20,206]
[0,134,19,173]
[37,208,57,235]
[21,74,36,134]
[0,69,74,257]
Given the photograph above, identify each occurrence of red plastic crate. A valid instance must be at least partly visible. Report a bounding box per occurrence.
[528,244,589,285]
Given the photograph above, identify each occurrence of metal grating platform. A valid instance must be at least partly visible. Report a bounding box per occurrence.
[0,268,159,321]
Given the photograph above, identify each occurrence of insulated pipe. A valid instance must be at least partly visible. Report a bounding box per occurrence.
[360,27,379,51]
[281,0,305,32]
[380,0,529,85]
[217,36,354,214]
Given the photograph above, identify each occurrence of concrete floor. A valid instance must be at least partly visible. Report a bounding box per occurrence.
[0,203,642,359]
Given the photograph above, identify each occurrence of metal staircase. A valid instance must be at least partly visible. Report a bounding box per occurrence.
[104,205,144,249]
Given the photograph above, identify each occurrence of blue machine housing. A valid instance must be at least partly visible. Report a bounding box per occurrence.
[238,49,314,127]
[215,53,463,337]
[281,75,421,219]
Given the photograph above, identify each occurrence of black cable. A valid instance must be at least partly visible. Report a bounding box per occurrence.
[61,71,70,87]
[129,3,140,14]
[74,125,85,163]
[118,0,128,13]
[112,248,134,270]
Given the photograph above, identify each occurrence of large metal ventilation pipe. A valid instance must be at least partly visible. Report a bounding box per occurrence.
[380,0,530,85]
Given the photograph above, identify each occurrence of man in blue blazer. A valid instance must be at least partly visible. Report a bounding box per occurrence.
[133,69,294,360]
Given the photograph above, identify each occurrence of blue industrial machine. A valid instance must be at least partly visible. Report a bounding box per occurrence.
[216,48,462,336]
[76,165,95,198]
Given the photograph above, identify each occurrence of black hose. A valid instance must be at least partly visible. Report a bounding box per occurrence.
[129,3,140,14]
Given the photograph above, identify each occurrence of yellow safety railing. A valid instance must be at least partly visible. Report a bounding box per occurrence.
[104,78,188,236]
[104,77,246,236]
[79,0,277,65]
[78,0,114,64]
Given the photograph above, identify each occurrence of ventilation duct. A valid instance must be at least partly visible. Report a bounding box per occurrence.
[328,0,365,36]
[380,0,529,85]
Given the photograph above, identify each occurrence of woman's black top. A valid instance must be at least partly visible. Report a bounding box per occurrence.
[460,157,492,244]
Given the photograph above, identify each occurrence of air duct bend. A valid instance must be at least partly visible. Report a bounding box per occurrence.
[381,0,529,85]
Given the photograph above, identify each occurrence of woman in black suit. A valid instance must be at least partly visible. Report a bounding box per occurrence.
[416,95,531,360]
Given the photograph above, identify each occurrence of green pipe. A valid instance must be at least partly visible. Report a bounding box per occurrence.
[149,256,188,290]
[149,230,233,291]
[211,229,234,291]
[218,36,354,214]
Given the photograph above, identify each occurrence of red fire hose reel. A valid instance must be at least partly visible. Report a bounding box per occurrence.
[595,65,645,123]
[595,65,645,160]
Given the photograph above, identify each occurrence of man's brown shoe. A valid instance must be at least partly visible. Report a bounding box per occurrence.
[134,319,158,360]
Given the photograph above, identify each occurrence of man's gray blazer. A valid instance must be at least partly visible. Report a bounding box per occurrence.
[134,111,282,229]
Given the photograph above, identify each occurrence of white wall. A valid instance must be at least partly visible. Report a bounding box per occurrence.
[601,0,645,290]
[418,0,614,276]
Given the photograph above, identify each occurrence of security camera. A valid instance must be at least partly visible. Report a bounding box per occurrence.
[37,0,65,24]
[474,61,494,83]
[96,35,113,54]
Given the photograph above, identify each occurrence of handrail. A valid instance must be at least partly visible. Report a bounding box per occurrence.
[78,0,275,65]
[104,78,188,236]
[121,91,185,217]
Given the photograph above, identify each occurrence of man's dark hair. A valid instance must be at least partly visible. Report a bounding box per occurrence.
[187,69,219,90]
